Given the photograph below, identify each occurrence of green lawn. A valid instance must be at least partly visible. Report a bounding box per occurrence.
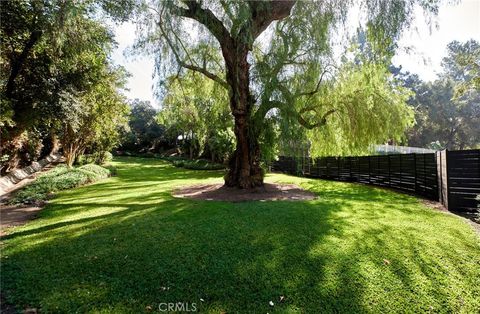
[1,157,479,313]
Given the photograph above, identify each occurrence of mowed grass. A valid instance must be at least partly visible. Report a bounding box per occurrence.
[1,157,479,313]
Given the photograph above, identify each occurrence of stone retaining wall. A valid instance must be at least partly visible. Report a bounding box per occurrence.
[0,154,62,196]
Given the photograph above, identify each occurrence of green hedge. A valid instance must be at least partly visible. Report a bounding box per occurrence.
[171,159,225,170]
[10,164,110,204]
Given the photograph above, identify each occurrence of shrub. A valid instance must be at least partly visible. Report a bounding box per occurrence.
[79,164,110,178]
[172,160,185,167]
[97,151,113,164]
[10,164,110,204]
[182,159,225,170]
[76,151,113,165]
[40,165,70,178]
[144,152,156,158]
[160,156,185,162]
[165,157,224,170]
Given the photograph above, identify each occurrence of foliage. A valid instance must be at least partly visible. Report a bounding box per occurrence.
[172,158,225,170]
[441,40,480,97]
[159,72,233,162]
[10,164,110,204]
[120,99,166,152]
[392,40,480,150]
[59,65,130,167]
[305,62,414,157]
[0,0,135,173]
[76,151,113,166]
[1,157,479,312]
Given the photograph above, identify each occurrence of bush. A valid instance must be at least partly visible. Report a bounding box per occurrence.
[10,164,110,204]
[76,151,113,166]
[76,154,96,166]
[79,164,110,178]
[181,159,225,170]
[165,157,224,170]
[144,152,156,158]
[161,156,185,162]
[172,160,185,167]
[98,151,113,164]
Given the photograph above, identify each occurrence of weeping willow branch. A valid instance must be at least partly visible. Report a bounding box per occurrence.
[255,98,336,130]
[156,14,228,89]
[297,107,336,129]
[295,68,331,97]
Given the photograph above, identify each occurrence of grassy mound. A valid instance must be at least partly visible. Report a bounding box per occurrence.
[10,164,110,204]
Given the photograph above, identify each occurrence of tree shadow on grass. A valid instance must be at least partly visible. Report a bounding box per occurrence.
[2,198,479,313]
[1,158,479,313]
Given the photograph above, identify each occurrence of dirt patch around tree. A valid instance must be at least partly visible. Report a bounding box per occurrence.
[173,183,317,202]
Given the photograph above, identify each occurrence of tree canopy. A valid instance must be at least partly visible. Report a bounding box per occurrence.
[135,0,439,187]
[0,0,134,172]
[394,39,480,150]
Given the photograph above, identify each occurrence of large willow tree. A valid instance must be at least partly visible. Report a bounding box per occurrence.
[137,0,438,188]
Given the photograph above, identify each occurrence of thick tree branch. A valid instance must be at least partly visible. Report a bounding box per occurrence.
[255,99,336,130]
[178,61,228,88]
[157,18,228,89]
[297,108,336,129]
[6,29,42,98]
[247,1,296,39]
[171,1,232,46]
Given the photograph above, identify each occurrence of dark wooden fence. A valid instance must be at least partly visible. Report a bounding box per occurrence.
[437,149,480,212]
[272,153,439,200]
[272,149,480,212]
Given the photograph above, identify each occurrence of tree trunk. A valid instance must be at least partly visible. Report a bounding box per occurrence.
[224,115,263,188]
[223,45,263,188]
[0,127,27,175]
[64,144,78,168]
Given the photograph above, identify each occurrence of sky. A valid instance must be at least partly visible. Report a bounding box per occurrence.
[112,0,480,108]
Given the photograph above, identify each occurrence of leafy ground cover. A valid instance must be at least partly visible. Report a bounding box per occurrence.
[171,158,225,170]
[9,164,111,205]
[1,157,479,313]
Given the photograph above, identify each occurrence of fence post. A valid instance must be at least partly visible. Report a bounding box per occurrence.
[437,150,449,210]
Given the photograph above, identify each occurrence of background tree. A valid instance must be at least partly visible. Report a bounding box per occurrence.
[59,67,129,167]
[441,40,480,97]
[120,99,166,153]
[0,0,135,173]
[137,0,439,188]
[393,40,480,150]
